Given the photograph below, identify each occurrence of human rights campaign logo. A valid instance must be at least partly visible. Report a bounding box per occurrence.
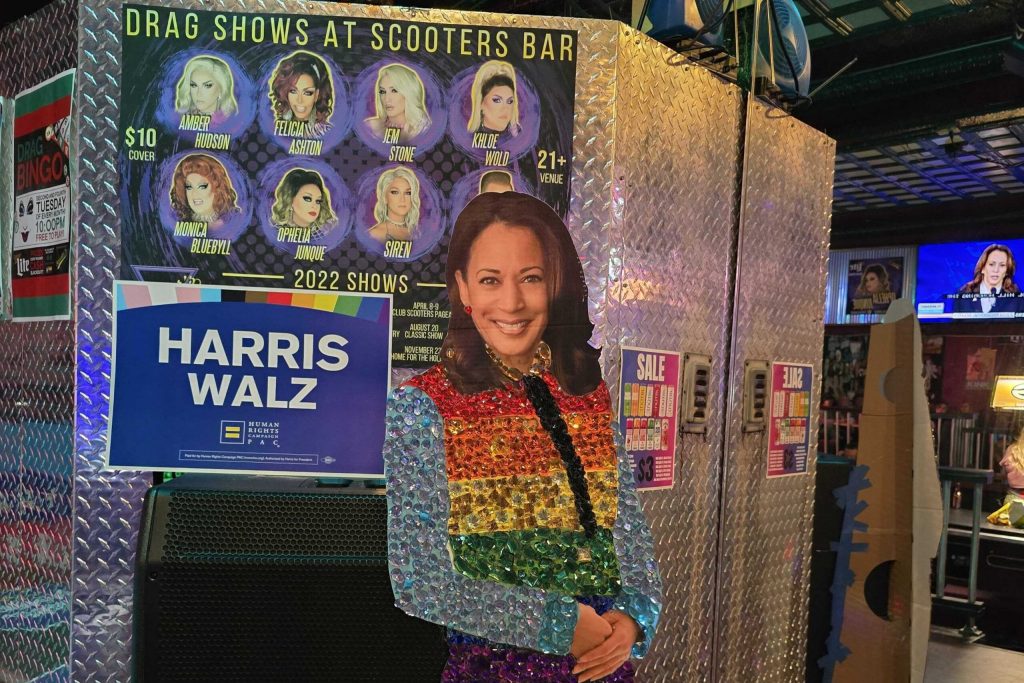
[220,421,246,445]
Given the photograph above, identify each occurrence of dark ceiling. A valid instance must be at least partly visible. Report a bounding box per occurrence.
[3,0,1021,245]
[794,0,1024,246]
[459,0,1024,246]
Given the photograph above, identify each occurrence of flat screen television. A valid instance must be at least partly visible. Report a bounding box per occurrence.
[916,239,1024,321]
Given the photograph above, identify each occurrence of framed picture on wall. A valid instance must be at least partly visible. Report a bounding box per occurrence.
[845,256,904,316]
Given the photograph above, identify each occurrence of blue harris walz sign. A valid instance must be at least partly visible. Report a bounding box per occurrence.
[106,282,391,477]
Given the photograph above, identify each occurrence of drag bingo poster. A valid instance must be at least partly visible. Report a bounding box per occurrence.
[11,69,75,322]
[118,5,577,368]
[845,257,903,316]
[0,98,6,319]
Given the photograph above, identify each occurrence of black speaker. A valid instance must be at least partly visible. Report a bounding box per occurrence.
[134,475,447,682]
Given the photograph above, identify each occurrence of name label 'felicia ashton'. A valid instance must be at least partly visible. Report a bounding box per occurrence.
[288,139,323,155]
[275,120,313,137]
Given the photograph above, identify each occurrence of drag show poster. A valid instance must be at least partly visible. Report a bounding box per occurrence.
[118,5,577,368]
[766,362,813,478]
[0,97,6,319]
[845,256,903,316]
[105,281,392,476]
[618,346,680,491]
[11,69,74,322]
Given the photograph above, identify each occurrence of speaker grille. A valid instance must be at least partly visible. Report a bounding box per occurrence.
[137,484,447,682]
[162,491,387,558]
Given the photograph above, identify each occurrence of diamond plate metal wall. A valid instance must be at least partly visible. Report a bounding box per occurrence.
[73,2,832,681]
[73,0,155,675]
[609,26,744,683]
[0,1,77,681]
[715,98,835,682]
[73,1,621,680]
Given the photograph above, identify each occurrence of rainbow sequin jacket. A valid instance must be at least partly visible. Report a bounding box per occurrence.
[384,364,662,657]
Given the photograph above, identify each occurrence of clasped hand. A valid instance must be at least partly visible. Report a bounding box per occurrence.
[569,604,640,682]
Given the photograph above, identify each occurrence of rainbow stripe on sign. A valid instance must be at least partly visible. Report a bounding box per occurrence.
[115,282,388,324]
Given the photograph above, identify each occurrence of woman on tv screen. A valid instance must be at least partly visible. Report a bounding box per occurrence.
[952,244,1023,315]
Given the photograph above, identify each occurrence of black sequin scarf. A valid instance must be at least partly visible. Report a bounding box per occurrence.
[521,374,598,540]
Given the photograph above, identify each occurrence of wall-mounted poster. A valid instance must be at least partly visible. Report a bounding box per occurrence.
[767,362,813,478]
[845,257,903,315]
[618,346,681,491]
[11,69,74,322]
[965,346,997,388]
[821,334,868,411]
[0,97,7,319]
[922,334,944,408]
[118,5,577,368]
[105,281,391,476]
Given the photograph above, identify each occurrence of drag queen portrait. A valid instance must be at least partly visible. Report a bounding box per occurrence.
[383,192,662,682]
[367,166,420,244]
[478,170,515,194]
[169,153,239,229]
[467,60,522,138]
[270,168,337,239]
[853,264,891,299]
[364,63,431,143]
[174,55,239,124]
[269,51,334,137]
